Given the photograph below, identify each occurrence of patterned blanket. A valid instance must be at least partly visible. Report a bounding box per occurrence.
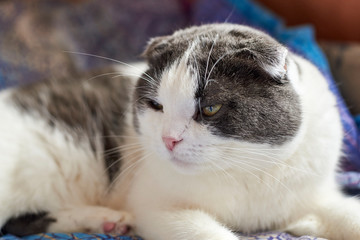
[0,0,359,239]
[0,232,324,240]
[1,234,141,240]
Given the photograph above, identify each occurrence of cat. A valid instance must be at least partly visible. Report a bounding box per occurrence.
[1,23,360,240]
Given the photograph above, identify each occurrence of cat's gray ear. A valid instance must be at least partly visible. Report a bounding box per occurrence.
[142,36,171,60]
[253,45,289,84]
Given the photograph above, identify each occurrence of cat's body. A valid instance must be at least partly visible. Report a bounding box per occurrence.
[1,23,360,239]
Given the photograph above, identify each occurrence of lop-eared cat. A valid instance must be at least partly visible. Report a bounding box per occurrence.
[1,24,360,239]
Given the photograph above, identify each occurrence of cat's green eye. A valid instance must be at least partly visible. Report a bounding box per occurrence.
[148,100,163,111]
[202,104,222,117]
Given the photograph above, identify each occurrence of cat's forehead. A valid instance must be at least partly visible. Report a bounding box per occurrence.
[135,24,301,145]
[147,24,275,52]
[143,23,288,82]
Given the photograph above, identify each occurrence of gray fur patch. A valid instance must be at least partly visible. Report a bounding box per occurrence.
[138,23,301,145]
[1,212,56,236]
[196,65,301,144]
[11,68,131,183]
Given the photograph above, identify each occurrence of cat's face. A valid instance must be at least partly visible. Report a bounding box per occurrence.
[133,24,303,174]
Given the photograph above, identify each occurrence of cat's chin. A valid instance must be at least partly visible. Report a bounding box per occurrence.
[168,156,203,174]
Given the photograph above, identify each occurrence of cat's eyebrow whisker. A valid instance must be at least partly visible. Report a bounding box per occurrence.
[111,73,157,87]
[133,89,157,97]
[192,52,200,78]
[63,50,156,83]
[224,7,235,23]
[83,72,126,82]
[133,84,157,92]
[204,51,231,89]
[189,40,201,83]
[204,34,219,83]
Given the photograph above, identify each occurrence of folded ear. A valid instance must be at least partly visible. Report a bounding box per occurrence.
[252,44,288,84]
[141,36,171,60]
[230,26,289,84]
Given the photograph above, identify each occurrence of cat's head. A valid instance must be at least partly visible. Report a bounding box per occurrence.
[133,23,303,175]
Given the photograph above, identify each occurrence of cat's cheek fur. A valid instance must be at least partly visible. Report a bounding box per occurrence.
[137,110,166,155]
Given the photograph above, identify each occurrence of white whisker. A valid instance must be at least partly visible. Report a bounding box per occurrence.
[208,157,237,184]
[204,51,231,89]
[216,146,320,176]
[204,34,219,83]
[63,50,156,83]
[84,72,124,82]
[217,155,274,191]
[106,151,151,192]
[224,156,306,207]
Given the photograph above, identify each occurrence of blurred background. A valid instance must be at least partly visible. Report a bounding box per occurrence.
[0,0,359,114]
[0,0,360,192]
[257,0,360,116]
[257,0,360,42]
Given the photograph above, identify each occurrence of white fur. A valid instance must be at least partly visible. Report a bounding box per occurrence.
[121,53,360,240]
[0,91,130,233]
[1,25,360,239]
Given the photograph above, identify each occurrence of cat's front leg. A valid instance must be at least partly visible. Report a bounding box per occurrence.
[47,206,133,235]
[286,193,360,239]
[136,209,238,240]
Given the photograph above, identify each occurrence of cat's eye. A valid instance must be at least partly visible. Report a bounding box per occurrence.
[202,104,222,117]
[148,99,163,112]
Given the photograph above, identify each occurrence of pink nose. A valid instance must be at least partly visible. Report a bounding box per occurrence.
[162,136,182,151]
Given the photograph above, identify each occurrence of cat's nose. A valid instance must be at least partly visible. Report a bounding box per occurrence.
[162,136,182,151]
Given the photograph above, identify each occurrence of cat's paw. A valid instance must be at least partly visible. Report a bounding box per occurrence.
[102,221,130,235]
[86,210,134,235]
[48,207,134,235]
[284,214,323,237]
